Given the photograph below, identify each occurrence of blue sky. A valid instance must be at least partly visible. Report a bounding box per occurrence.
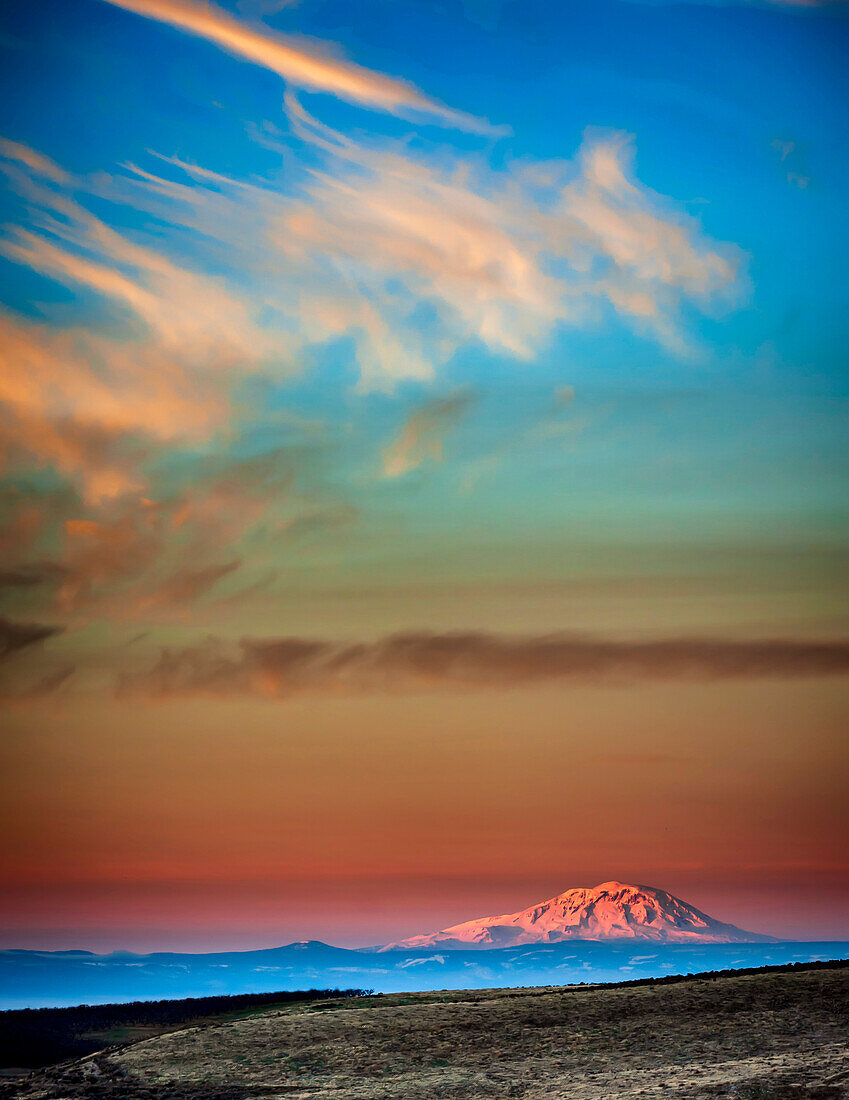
[1,0,847,701]
[1,0,848,947]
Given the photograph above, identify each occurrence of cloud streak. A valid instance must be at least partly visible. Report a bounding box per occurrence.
[120,630,849,698]
[0,615,63,662]
[98,0,494,131]
[0,615,74,701]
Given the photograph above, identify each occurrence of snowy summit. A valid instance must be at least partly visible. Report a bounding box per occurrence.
[383,881,772,950]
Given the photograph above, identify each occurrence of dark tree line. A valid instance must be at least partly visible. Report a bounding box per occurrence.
[0,988,370,1069]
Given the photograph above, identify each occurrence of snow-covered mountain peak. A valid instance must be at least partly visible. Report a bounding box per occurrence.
[382,880,772,951]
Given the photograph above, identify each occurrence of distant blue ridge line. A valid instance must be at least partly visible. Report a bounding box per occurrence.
[2,939,848,1010]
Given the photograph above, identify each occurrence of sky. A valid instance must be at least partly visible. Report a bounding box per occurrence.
[1,0,848,952]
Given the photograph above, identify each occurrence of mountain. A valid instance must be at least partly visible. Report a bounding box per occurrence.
[382,881,773,950]
[5,938,845,1010]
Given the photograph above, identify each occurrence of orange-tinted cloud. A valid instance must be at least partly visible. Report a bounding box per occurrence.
[29,445,345,620]
[0,139,69,186]
[0,496,45,561]
[58,510,165,612]
[383,390,475,477]
[0,141,277,367]
[136,560,241,611]
[0,139,282,503]
[98,0,495,131]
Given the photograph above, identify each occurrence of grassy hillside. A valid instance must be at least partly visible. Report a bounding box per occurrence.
[0,988,368,1070]
[3,961,847,1098]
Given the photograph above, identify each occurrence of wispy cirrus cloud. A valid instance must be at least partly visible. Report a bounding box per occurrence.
[0,141,286,504]
[280,103,741,374]
[383,390,475,477]
[111,99,742,390]
[0,139,69,186]
[1,80,744,502]
[119,630,849,698]
[0,142,277,364]
[0,25,744,647]
[97,0,497,132]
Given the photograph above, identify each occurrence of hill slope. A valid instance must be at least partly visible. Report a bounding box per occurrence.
[7,963,848,1099]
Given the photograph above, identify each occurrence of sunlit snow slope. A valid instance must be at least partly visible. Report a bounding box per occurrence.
[384,881,773,950]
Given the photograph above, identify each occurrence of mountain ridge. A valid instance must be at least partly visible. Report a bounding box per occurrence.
[381,880,774,950]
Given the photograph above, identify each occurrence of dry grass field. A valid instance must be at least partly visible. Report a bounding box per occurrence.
[5,964,848,1099]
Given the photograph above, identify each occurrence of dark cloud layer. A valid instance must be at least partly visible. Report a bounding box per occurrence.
[0,615,63,661]
[120,630,849,698]
[0,563,68,589]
